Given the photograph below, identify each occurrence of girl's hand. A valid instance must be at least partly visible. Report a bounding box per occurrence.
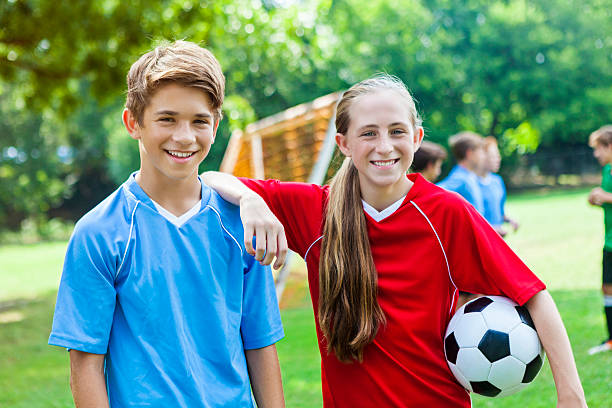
[240,192,288,269]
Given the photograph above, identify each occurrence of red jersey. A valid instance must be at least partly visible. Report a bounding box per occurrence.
[241,173,545,407]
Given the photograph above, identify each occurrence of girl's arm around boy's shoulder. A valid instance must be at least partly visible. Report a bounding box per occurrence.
[201,171,327,265]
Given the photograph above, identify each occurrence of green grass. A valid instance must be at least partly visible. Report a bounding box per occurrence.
[1,187,610,407]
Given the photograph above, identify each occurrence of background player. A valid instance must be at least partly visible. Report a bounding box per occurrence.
[410,140,447,182]
[48,41,285,407]
[478,136,519,237]
[437,131,487,216]
[203,74,586,407]
[587,124,612,355]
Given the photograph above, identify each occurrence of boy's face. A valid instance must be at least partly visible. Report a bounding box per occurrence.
[466,146,486,172]
[123,83,218,185]
[485,144,501,173]
[593,142,612,166]
[423,159,443,182]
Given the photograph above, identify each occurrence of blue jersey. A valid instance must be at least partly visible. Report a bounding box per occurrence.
[437,165,485,215]
[480,173,506,227]
[49,174,284,407]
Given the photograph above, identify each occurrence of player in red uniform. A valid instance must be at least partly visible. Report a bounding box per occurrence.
[203,75,586,407]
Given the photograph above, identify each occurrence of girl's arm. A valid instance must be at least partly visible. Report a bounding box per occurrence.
[201,171,288,269]
[69,350,109,408]
[525,290,587,407]
[245,345,286,408]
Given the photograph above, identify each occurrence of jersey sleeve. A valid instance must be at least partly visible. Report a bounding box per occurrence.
[442,196,545,306]
[239,178,326,256]
[48,220,118,354]
[240,255,284,350]
[498,175,507,217]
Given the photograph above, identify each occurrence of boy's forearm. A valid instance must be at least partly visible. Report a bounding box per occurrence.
[201,171,257,205]
[245,344,285,408]
[525,290,587,407]
[69,350,109,408]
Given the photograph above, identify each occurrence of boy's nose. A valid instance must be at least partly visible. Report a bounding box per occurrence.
[173,122,197,144]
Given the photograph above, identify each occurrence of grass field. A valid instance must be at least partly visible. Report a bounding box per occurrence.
[1,188,611,407]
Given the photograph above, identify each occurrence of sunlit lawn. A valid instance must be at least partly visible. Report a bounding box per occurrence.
[1,187,610,407]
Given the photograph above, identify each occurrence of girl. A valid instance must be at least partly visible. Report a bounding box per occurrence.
[203,75,586,407]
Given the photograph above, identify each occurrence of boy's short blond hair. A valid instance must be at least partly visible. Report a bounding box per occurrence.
[448,131,484,161]
[126,40,225,125]
[589,125,612,148]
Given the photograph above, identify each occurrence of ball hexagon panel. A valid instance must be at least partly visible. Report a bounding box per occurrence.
[446,308,464,334]
[497,383,528,398]
[480,302,521,333]
[456,347,491,381]
[488,355,526,390]
[453,313,488,348]
[478,330,510,362]
[448,363,472,392]
[509,324,541,364]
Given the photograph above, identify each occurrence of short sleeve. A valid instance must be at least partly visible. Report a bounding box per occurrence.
[498,176,507,217]
[48,222,118,354]
[240,256,284,350]
[442,197,545,305]
[239,178,327,256]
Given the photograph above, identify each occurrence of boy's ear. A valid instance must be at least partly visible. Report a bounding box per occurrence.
[212,119,220,142]
[122,109,140,140]
[335,133,351,157]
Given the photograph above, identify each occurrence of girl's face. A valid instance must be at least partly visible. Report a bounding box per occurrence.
[336,90,424,200]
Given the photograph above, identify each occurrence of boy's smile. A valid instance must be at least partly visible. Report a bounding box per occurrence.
[123,83,218,189]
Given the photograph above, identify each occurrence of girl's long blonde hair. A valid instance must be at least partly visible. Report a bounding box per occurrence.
[319,74,422,362]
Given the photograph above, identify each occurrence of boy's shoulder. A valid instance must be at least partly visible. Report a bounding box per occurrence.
[72,182,137,240]
[204,187,244,232]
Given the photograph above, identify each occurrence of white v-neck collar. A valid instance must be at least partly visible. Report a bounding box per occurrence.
[151,199,201,227]
[362,195,406,222]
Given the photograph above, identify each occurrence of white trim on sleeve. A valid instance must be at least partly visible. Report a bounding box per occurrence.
[205,204,243,256]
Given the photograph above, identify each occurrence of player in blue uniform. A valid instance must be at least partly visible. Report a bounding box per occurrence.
[49,41,285,407]
[479,137,519,237]
[437,131,486,215]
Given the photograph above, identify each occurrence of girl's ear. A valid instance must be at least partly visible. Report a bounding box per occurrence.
[335,133,351,157]
[123,109,140,140]
[414,126,424,149]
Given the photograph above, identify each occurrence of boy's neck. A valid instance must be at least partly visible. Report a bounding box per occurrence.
[135,171,201,217]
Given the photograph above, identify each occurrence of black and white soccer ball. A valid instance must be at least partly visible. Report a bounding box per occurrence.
[444,295,545,397]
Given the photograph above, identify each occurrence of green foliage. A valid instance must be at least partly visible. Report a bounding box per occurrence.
[1,0,611,229]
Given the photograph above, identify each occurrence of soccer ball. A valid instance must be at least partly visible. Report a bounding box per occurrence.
[444,296,545,397]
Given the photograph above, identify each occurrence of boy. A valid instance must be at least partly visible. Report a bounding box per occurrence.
[48,41,285,407]
[410,140,447,182]
[437,131,486,215]
[478,137,519,237]
[587,124,612,355]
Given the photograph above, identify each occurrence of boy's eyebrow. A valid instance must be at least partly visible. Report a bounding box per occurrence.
[154,110,213,118]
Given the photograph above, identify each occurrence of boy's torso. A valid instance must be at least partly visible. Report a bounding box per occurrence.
[50,176,280,407]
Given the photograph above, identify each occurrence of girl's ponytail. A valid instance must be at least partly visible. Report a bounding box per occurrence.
[319,157,385,362]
